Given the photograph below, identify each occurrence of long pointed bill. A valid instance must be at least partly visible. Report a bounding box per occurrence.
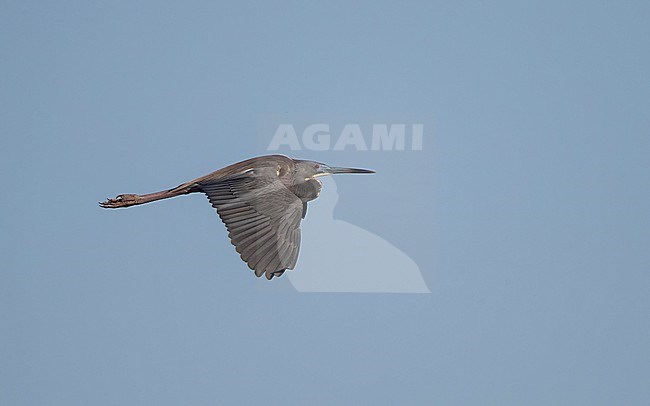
[327,166,375,174]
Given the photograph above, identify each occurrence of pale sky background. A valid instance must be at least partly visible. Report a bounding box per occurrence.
[1,1,649,405]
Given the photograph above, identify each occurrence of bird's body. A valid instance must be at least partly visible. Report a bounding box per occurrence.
[100,155,374,280]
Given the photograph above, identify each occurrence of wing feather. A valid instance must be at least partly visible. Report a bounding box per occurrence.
[199,171,302,279]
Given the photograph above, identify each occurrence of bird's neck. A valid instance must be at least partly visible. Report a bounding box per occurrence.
[287,178,322,202]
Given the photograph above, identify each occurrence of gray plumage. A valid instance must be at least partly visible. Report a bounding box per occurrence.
[100,154,374,280]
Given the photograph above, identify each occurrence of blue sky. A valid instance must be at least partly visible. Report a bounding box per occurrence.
[1,1,649,404]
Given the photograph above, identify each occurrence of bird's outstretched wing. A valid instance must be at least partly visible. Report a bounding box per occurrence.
[199,172,302,280]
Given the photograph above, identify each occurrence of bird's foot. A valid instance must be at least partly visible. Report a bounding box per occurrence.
[99,194,139,208]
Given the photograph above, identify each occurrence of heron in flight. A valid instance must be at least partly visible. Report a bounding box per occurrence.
[100,155,375,280]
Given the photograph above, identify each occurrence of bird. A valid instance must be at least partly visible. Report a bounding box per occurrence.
[100,154,375,280]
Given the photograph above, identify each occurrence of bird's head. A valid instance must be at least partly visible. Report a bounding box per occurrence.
[294,160,375,181]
